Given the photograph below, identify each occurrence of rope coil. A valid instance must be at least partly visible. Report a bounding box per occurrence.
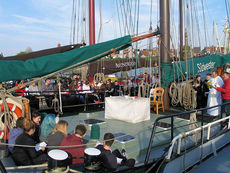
[169,82,196,110]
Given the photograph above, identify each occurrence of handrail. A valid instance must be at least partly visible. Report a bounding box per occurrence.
[165,115,230,161]
[144,101,230,164]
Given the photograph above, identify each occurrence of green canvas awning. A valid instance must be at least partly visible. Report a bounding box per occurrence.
[161,53,230,88]
[0,35,132,82]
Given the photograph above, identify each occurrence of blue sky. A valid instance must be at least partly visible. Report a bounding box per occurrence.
[0,0,228,57]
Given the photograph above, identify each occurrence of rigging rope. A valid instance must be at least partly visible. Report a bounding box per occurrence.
[116,0,122,36]
[182,82,197,110]
[169,81,196,110]
[201,0,208,47]
[52,96,59,113]
[76,0,81,44]
[58,81,63,114]
[69,0,75,44]
[93,73,105,83]
[97,0,103,43]
[226,0,230,27]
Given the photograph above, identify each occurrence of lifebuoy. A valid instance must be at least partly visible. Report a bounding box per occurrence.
[0,103,23,140]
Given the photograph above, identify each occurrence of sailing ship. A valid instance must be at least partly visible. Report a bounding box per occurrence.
[0,0,230,172]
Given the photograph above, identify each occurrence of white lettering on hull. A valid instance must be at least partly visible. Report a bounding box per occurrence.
[197,61,216,73]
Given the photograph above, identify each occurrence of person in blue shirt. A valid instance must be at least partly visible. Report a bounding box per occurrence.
[8,117,24,153]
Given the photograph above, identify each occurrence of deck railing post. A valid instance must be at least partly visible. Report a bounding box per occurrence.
[171,116,174,141]
[201,110,204,127]
[220,104,223,119]
[201,110,204,143]
[86,93,88,111]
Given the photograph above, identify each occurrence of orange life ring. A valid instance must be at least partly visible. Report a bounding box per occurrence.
[0,103,23,140]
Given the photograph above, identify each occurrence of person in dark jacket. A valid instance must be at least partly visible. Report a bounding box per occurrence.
[193,75,205,108]
[8,117,24,153]
[12,118,48,166]
[96,133,135,171]
[113,80,122,96]
[105,80,114,97]
[202,73,212,107]
[31,111,41,143]
[96,133,117,171]
[47,120,68,152]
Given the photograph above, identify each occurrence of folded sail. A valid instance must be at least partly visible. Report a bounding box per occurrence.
[0,35,131,82]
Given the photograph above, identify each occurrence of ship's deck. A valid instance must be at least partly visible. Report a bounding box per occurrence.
[59,108,213,162]
[1,107,221,172]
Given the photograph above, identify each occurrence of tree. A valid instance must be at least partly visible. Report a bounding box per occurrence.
[16,51,26,55]
[16,47,33,56]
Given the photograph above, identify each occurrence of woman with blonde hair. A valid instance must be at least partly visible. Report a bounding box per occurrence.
[47,120,68,152]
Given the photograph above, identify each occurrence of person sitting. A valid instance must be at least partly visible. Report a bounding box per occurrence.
[14,80,25,96]
[31,111,41,143]
[28,82,40,96]
[54,81,65,92]
[63,78,72,89]
[12,118,48,166]
[42,79,54,95]
[105,80,114,97]
[96,133,135,171]
[72,73,81,83]
[75,81,85,103]
[69,80,77,93]
[47,120,68,152]
[39,113,56,142]
[113,80,122,96]
[8,117,24,153]
[144,73,150,84]
[96,133,117,171]
[82,81,92,93]
[152,75,160,86]
[60,124,87,165]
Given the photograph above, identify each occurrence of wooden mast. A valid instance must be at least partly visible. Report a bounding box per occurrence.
[89,0,95,45]
[84,0,95,81]
[160,0,170,110]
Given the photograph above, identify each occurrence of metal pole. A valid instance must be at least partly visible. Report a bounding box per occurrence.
[179,0,183,60]
[135,0,140,93]
[89,0,95,45]
[171,116,174,141]
[160,0,170,110]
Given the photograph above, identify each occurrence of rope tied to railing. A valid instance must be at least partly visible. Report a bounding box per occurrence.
[52,96,59,113]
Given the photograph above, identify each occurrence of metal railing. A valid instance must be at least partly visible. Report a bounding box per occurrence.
[165,115,230,160]
[144,101,230,164]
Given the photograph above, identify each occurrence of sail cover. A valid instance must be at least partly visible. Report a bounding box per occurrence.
[161,53,230,88]
[0,35,131,82]
[0,44,83,61]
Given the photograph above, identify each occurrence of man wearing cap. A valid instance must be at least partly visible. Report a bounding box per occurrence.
[215,72,230,116]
